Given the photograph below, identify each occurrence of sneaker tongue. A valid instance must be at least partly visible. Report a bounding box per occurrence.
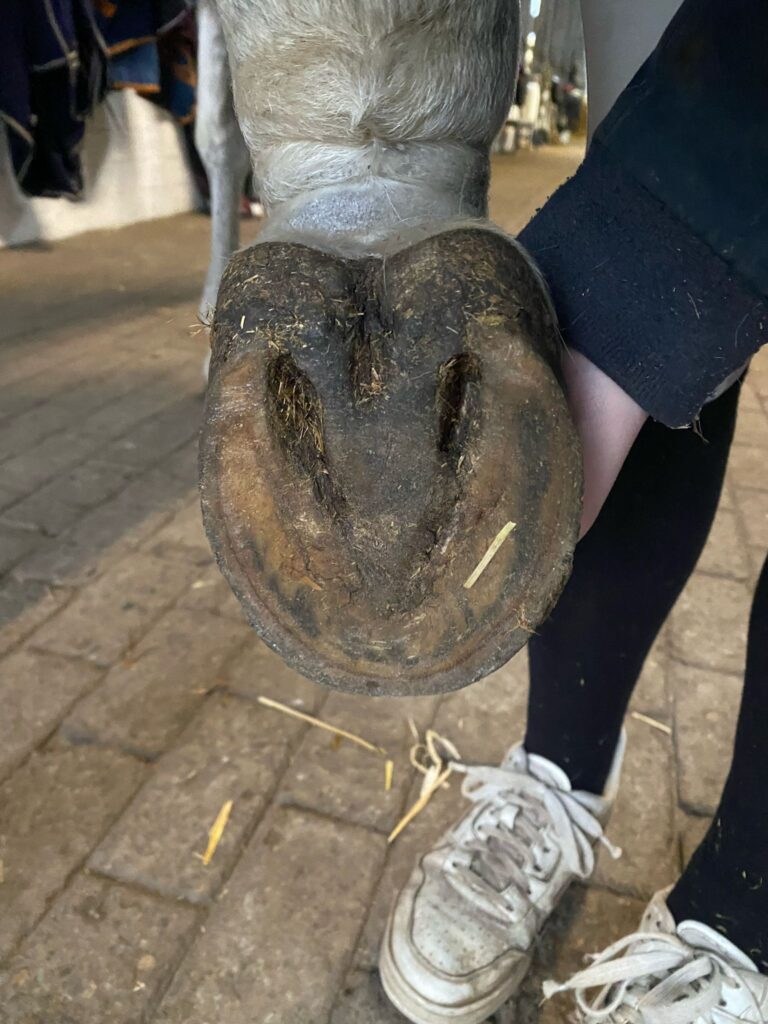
[677,921,758,972]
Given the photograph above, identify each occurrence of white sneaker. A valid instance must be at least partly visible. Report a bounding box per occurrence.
[544,890,768,1024]
[379,738,625,1024]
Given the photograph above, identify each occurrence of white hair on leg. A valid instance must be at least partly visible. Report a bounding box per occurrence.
[210,0,520,253]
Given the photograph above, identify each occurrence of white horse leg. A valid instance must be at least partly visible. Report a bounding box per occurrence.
[211,0,521,252]
[195,0,251,325]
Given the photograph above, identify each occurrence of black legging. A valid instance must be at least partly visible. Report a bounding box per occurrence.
[525,378,768,971]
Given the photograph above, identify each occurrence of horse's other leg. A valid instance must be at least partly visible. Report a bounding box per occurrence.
[195,0,250,325]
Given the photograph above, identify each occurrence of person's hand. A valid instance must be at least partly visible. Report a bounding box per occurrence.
[561,349,648,536]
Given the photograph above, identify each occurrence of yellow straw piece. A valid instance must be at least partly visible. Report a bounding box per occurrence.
[388,725,463,842]
[385,759,394,792]
[201,799,234,866]
[257,696,387,755]
[463,521,516,589]
[630,711,673,736]
[425,729,460,765]
[388,765,454,843]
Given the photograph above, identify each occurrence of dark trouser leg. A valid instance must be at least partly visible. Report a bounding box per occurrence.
[668,551,768,972]
[524,381,740,794]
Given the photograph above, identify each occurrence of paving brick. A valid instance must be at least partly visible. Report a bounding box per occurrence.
[61,609,250,758]
[0,649,102,781]
[144,499,212,565]
[673,662,741,815]
[0,579,71,657]
[98,469,192,523]
[0,364,132,464]
[629,640,671,722]
[0,401,81,465]
[1,431,100,495]
[30,553,197,666]
[734,487,768,549]
[220,634,325,719]
[0,745,146,958]
[593,718,679,900]
[748,546,767,582]
[0,349,126,422]
[0,379,49,423]
[90,694,294,903]
[0,874,197,1024]
[727,445,768,490]
[2,493,85,537]
[160,441,198,484]
[12,494,177,586]
[0,524,42,574]
[717,481,735,510]
[36,356,140,417]
[669,573,750,674]
[695,507,751,580]
[431,649,529,764]
[279,689,438,833]
[0,484,19,511]
[734,407,768,448]
[76,379,182,441]
[746,351,768,399]
[175,562,247,622]
[0,313,158,384]
[155,808,386,1024]
[4,462,136,536]
[99,396,203,470]
[738,380,763,411]
[678,811,712,866]
[3,464,187,593]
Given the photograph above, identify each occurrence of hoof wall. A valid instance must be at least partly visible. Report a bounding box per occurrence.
[200,228,581,696]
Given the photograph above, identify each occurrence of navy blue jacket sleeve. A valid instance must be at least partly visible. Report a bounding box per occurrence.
[519,0,768,427]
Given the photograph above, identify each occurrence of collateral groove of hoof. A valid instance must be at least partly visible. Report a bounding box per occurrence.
[200,227,582,697]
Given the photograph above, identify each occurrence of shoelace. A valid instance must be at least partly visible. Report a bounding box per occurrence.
[543,930,758,1024]
[447,762,620,918]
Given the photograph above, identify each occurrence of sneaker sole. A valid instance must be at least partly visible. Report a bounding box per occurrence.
[379,914,530,1024]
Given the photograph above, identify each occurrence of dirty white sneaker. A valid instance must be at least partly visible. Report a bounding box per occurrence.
[379,738,625,1024]
[544,890,768,1024]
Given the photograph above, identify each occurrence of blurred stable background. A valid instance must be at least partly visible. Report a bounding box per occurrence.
[1,2,768,1024]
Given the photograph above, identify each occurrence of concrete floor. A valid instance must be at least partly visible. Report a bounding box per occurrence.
[1,145,768,1024]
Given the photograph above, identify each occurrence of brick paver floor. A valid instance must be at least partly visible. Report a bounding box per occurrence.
[1,145,767,1024]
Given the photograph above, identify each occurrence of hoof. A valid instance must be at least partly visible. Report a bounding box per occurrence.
[200,228,581,697]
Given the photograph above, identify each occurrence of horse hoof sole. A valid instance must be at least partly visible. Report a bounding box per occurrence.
[199,227,581,697]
